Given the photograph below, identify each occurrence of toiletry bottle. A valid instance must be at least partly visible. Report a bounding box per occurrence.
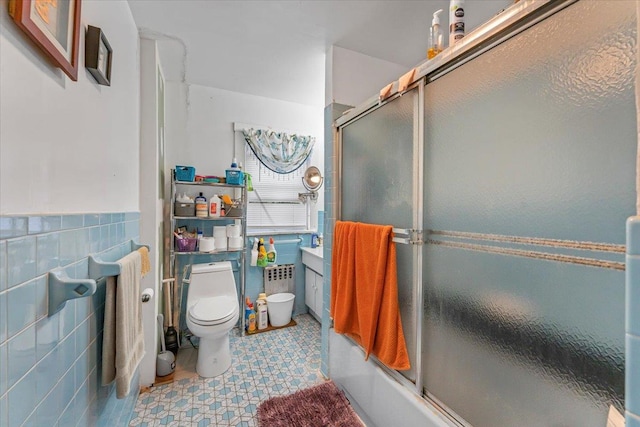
[311,233,319,248]
[195,192,208,218]
[250,238,259,266]
[449,0,465,46]
[245,297,252,330]
[209,194,221,218]
[257,238,268,267]
[257,293,269,330]
[247,302,257,334]
[428,9,443,59]
[267,237,277,265]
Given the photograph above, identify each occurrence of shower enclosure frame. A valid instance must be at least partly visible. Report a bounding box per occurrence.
[329,0,633,425]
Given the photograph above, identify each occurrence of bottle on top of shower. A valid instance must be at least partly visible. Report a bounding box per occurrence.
[449,0,465,47]
[428,9,443,59]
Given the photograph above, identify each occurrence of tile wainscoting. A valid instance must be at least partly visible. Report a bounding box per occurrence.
[0,212,141,427]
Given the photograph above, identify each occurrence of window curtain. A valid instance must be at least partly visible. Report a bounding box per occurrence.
[242,128,315,174]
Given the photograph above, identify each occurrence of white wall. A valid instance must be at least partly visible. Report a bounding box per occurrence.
[165,82,324,207]
[326,46,408,108]
[0,0,140,215]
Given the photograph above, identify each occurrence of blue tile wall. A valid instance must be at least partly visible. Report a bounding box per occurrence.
[0,212,141,427]
[627,217,640,425]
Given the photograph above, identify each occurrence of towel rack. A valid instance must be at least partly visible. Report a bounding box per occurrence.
[48,269,97,316]
[88,240,149,279]
[392,228,423,245]
[48,240,149,316]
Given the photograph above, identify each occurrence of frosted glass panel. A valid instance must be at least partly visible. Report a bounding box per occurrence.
[422,1,635,426]
[342,90,417,381]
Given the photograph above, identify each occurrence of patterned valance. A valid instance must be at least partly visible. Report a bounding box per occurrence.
[242,128,315,174]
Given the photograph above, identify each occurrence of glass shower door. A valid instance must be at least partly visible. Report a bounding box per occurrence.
[341,87,421,383]
[421,1,635,425]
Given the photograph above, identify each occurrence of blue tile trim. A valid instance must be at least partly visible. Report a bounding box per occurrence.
[629,217,640,256]
[628,216,640,420]
[0,217,28,239]
[627,411,640,427]
[628,334,640,415]
[28,216,62,235]
[628,255,640,337]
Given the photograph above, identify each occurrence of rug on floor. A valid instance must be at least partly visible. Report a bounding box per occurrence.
[257,380,365,427]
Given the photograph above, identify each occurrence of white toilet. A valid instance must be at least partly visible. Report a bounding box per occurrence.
[186,261,239,378]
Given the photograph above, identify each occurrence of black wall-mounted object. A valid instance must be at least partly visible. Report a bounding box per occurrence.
[85,25,112,86]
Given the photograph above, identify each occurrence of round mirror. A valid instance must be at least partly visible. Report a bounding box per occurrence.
[302,166,323,192]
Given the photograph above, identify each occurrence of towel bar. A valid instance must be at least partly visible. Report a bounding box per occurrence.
[88,240,149,279]
[48,239,149,316]
[48,269,97,316]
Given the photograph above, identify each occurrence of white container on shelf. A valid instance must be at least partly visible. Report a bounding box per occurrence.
[228,236,243,249]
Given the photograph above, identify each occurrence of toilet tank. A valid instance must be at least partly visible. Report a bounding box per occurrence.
[187,261,237,304]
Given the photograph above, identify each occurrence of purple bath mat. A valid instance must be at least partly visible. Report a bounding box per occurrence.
[257,380,365,427]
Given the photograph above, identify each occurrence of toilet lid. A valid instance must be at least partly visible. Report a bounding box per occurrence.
[189,296,237,325]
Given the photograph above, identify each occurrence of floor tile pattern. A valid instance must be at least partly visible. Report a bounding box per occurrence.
[129,314,322,426]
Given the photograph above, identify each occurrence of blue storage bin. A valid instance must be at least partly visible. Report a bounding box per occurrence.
[225,169,244,185]
[175,166,196,182]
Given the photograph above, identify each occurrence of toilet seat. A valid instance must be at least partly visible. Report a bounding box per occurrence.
[188,296,237,326]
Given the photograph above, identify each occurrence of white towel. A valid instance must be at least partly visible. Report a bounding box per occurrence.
[102,250,145,398]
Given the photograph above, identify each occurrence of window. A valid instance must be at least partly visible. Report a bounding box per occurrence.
[244,144,308,230]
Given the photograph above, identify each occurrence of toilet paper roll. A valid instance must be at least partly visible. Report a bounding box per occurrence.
[226,224,241,237]
[215,238,228,251]
[213,226,227,237]
[228,236,243,249]
[141,288,154,303]
[199,237,216,252]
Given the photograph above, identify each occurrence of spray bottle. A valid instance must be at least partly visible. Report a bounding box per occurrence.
[257,238,268,267]
[267,237,277,265]
[449,0,465,47]
[250,238,259,267]
[428,9,443,59]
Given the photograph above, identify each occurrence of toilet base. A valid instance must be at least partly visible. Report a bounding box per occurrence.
[196,333,231,378]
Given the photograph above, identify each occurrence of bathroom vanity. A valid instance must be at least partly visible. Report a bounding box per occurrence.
[301,246,323,323]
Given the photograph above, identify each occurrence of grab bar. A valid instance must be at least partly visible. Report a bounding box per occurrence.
[392,228,423,245]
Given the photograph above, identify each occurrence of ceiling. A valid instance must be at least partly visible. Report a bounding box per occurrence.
[127,0,512,106]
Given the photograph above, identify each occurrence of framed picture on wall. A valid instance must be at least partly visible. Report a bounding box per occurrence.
[85,25,112,86]
[8,0,82,81]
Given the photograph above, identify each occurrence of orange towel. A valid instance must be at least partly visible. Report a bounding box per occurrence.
[331,220,410,370]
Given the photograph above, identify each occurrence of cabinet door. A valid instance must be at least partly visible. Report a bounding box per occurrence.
[314,273,323,320]
[305,267,316,313]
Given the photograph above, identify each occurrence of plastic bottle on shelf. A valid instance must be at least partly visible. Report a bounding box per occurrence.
[257,238,268,267]
[428,9,443,59]
[250,238,259,266]
[209,194,221,218]
[195,192,208,218]
[267,237,277,265]
[256,293,268,330]
[247,301,257,334]
[449,0,465,47]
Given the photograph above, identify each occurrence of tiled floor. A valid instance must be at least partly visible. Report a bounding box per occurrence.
[129,314,323,426]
